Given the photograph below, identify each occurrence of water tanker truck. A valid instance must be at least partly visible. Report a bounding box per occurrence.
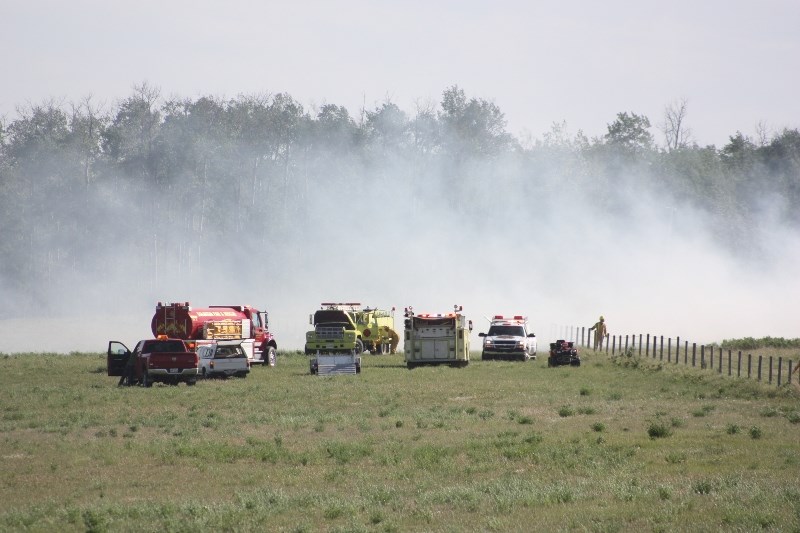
[151,302,278,366]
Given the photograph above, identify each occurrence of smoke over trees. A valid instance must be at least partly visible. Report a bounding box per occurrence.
[1,84,798,319]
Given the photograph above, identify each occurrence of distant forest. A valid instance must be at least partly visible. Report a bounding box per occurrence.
[1,84,798,313]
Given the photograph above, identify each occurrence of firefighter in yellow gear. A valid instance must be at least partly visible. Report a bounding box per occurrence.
[589,316,608,351]
[382,326,400,354]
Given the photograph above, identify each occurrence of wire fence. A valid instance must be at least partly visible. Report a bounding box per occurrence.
[556,326,797,388]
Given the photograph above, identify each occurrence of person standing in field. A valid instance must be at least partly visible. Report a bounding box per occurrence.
[118,349,137,387]
[382,326,400,354]
[589,316,608,351]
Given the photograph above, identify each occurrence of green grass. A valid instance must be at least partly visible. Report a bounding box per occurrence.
[0,350,799,531]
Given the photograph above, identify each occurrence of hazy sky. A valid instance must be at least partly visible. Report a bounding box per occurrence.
[2,0,799,147]
[1,0,799,353]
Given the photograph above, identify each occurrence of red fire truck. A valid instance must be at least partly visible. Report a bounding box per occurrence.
[151,302,278,366]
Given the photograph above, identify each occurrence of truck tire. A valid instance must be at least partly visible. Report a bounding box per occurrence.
[142,372,152,388]
[265,346,277,367]
[354,339,364,355]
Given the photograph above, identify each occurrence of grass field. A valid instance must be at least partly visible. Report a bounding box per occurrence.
[1,349,799,532]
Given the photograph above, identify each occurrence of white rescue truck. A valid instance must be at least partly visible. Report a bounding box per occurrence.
[478,315,537,361]
[403,305,472,369]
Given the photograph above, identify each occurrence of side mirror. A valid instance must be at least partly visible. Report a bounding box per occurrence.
[478,332,486,337]
[528,333,536,337]
[309,314,313,325]
[468,320,473,332]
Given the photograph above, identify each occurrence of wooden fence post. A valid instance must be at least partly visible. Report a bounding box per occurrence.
[606,334,610,354]
[727,350,732,376]
[748,354,752,378]
[718,347,722,373]
[612,335,616,355]
[625,334,629,353]
[692,343,696,367]
[653,336,657,359]
[659,336,664,360]
[757,355,762,381]
[778,357,782,387]
[684,341,688,365]
[646,334,650,357]
[701,345,705,369]
[737,351,741,377]
[639,334,642,356]
[709,346,713,370]
[676,336,680,364]
[667,338,672,363]
[768,356,773,384]
[789,360,794,385]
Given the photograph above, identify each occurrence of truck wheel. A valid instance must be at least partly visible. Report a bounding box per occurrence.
[379,343,389,355]
[201,368,207,379]
[142,372,152,387]
[266,346,277,367]
[354,339,364,355]
[187,379,197,386]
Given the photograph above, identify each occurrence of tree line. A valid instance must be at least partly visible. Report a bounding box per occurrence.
[0,84,798,314]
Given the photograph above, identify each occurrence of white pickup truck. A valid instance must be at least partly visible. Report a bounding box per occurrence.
[197,339,251,378]
[478,315,537,362]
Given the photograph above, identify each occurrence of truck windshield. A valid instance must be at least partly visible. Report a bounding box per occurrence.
[487,325,525,337]
[314,310,355,329]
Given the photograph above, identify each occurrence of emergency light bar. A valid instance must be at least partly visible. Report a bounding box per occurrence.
[321,302,362,308]
[492,315,527,321]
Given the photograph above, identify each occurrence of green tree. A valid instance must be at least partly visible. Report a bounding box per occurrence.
[439,85,510,159]
[102,82,162,184]
[604,111,654,155]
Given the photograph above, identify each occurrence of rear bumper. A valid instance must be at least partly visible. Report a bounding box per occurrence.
[207,368,249,377]
[148,368,199,377]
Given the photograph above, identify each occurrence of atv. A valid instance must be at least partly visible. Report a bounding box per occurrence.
[548,340,581,367]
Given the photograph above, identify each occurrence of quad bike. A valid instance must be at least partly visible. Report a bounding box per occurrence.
[548,340,581,367]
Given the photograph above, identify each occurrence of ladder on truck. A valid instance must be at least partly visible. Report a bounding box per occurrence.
[161,304,179,337]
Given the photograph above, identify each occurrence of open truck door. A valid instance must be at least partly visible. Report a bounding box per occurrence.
[107,341,130,376]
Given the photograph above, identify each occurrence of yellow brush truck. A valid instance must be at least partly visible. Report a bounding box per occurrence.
[306,303,396,375]
[403,305,473,369]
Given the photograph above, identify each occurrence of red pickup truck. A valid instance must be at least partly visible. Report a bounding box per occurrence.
[108,338,199,386]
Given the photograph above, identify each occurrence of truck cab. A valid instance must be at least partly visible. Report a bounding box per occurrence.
[304,303,395,355]
[478,315,537,361]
